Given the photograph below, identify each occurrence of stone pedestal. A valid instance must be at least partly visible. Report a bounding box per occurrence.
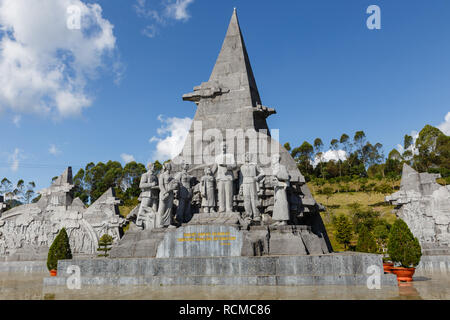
[43,253,398,287]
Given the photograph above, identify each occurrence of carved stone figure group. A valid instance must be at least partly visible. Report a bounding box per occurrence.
[136,148,292,230]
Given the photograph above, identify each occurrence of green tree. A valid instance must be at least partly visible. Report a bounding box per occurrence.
[340,133,352,167]
[388,148,402,161]
[0,178,13,202]
[47,228,72,271]
[350,206,380,234]
[332,215,353,250]
[354,131,367,163]
[291,141,314,180]
[97,234,114,257]
[414,125,444,171]
[23,181,36,204]
[284,142,291,152]
[330,139,342,177]
[373,222,391,254]
[387,219,422,268]
[322,186,334,206]
[314,138,324,178]
[356,225,377,253]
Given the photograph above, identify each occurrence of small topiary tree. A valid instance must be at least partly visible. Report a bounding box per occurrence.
[47,228,72,271]
[97,234,114,257]
[387,219,422,268]
[356,225,377,253]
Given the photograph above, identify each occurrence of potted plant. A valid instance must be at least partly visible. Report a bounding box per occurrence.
[47,228,72,276]
[382,257,394,274]
[387,219,422,282]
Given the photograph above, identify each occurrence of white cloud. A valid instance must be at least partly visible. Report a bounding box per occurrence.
[134,0,194,37]
[438,111,450,135]
[165,0,194,21]
[8,148,23,172]
[150,115,192,161]
[48,144,61,156]
[0,0,118,119]
[12,115,21,127]
[313,149,347,167]
[142,25,158,38]
[120,153,136,164]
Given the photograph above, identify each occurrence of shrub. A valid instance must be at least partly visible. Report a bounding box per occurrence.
[387,219,422,268]
[97,234,114,257]
[47,228,72,271]
[356,226,377,253]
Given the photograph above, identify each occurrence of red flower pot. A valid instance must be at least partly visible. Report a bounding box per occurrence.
[391,267,415,282]
[383,262,394,274]
[49,269,57,277]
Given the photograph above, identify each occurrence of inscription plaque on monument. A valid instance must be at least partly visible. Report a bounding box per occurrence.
[156,225,243,258]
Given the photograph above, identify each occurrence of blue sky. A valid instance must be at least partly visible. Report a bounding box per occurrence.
[0,0,449,191]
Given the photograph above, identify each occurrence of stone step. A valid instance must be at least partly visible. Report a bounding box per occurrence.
[44,273,397,287]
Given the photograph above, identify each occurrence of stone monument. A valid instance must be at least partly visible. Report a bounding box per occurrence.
[110,8,333,258]
[0,167,125,261]
[44,10,397,287]
[386,164,450,255]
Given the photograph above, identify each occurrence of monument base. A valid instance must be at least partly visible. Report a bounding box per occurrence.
[109,222,330,258]
[43,252,397,287]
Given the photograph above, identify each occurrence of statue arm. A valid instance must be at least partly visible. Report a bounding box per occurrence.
[256,165,265,182]
[139,174,151,189]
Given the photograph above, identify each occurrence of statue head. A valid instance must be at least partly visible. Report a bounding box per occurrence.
[204,167,212,176]
[147,162,155,172]
[182,162,189,172]
[163,162,172,173]
[244,152,251,163]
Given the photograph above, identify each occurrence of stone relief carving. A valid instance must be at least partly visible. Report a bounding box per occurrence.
[0,168,125,261]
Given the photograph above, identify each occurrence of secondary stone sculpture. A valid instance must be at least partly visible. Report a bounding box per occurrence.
[157,162,178,228]
[239,152,264,222]
[0,167,125,261]
[174,163,194,224]
[386,164,450,255]
[200,167,216,213]
[214,143,237,213]
[136,163,159,230]
[271,154,290,225]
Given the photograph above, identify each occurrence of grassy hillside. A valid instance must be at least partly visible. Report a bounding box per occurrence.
[308,179,400,251]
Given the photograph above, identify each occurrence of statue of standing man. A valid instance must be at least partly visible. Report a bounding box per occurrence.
[200,167,216,213]
[136,163,159,229]
[239,153,264,222]
[215,143,236,213]
[174,163,193,224]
